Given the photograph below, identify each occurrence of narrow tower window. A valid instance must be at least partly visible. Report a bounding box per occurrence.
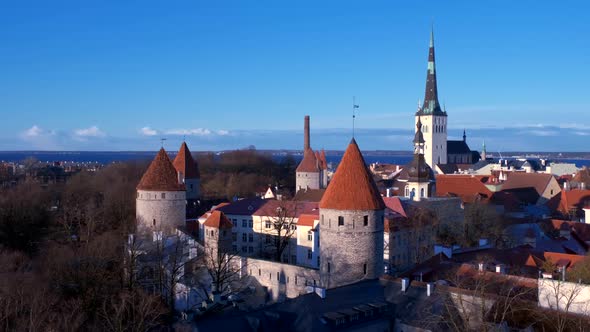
[338,216,344,226]
[363,263,367,275]
[363,215,368,226]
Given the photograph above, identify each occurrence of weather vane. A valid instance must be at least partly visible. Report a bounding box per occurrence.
[352,96,359,138]
[160,138,167,148]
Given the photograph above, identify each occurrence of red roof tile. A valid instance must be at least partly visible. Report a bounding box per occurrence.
[173,142,200,179]
[320,149,328,170]
[319,139,385,210]
[546,189,590,216]
[502,172,555,197]
[203,210,233,229]
[550,219,590,243]
[435,174,493,203]
[252,200,319,217]
[137,148,185,191]
[296,148,320,173]
[525,251,585,271]
[297,214,318,227]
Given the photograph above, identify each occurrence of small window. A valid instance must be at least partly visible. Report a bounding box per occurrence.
[161,193,165,199]
[307,249,312,259]
[242,220,247,227]
[248,220,253,228]
[152,219,156,226]
[190,184,193,189]
[363,215,368,226]
[242,233,247,242]
[265,221,271,229]
[258,269,261,276]
[307,232,313,241]
[241,246,247,253]
[363,263,367,275]
[248,234,253,242]
[232,232,237,241]
[232,220,237,227]
[328,262,331,273]
[338,216,344,226]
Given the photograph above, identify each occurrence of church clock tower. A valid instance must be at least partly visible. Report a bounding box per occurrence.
[416,28,447,168]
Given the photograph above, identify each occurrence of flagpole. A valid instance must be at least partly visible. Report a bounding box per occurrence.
[352,96,359,139]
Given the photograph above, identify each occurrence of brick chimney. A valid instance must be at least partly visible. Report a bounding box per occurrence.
[304,115,310,150]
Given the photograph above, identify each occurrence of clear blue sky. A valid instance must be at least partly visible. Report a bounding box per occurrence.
[1,1,589,151]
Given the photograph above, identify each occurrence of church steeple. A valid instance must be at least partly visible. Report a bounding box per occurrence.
[417,27,445,116]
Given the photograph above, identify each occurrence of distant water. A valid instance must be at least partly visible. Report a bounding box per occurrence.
[1,151,590,168]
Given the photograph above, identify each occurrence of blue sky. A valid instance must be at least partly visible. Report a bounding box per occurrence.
[0,1,589,151]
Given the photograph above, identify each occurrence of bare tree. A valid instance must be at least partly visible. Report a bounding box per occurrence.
[261,201,298,262]
[538,277,590,332]
[201,246,246,295]
[100,289,167,332]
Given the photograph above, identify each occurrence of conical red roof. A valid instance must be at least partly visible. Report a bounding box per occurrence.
[173,142,200,179]
[204,210,233,229]
[296,148,320,173]
[319,139,385,210]
[137,148,185,191]
[320,149,328,170]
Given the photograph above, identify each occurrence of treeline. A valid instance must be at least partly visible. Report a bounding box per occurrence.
[197,150,297,199]
[0,161,168,331]
[0,149,297,330]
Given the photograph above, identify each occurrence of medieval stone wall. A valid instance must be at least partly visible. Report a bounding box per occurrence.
[242,257,320,301]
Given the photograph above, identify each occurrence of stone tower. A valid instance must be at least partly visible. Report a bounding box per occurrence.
[416,28,447,168]
[173,142,201,200]
[136,148,186,234]
[405,118,436,201]
[203,210,233,259]
[318,138,385,289]
[296,115,321,192]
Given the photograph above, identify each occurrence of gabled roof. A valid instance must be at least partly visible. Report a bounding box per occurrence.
[216,197,266,216]
[447,140,471,154]
[173,142,200,179]
[525,251,586,271]
[296,148,320,173]
[203,210,233,229]
[297,214,318,227]
[502,172,556,197]
[252,200,319,217]
[546,189,590,216]
[435,174,493,203]
[549,219,590,243]
[137,148,185,191]
[319,139,385,210]
[293,188,325,202]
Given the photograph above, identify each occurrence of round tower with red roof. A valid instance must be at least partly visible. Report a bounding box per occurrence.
[136,148,186,234]
[318,138,385,289]
[173,142,201,200]
[203,210,234,261]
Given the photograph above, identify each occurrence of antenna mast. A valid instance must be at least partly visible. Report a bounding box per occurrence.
[160,138,167,148]
[352,96,359,138]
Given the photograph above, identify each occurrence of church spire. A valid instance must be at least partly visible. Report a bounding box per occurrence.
[417,26,445,116]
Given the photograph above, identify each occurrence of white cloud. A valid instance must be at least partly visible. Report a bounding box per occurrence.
[140,127,158,136]
[74,126,105,137]
[524,129,559,137]
[217,130,230,136]
[22,125,43,138]
[165,128,212,136]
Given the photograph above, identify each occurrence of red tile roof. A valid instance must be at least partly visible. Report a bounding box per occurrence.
[546,189,590,216]
[252,200,319,217]
[550,219,590,243]
[297,214,318,227]
[383,197,407,218]
[296,148,320,173]
[320,149,328,170]
[435,174,492,203]
[525,251,585,271]
[137,148,185,191]
[502,172,555,197]
[173,142,200,179]
[319,139,385,210]
[203,210,233,229]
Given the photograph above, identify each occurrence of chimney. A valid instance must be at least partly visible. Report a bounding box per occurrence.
[401,278,410,292]
[304,115,310,150]
[427,283,434,297]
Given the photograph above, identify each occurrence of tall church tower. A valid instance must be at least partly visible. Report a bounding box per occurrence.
[405,118,435,201]
[416,28,447,168]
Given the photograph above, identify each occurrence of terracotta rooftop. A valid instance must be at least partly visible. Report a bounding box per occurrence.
[319,139,385,210]
[550,219,590,243]
[253,200,319,217]
[173,142,200,179]
[435,174,493,203]
[525,251,586,271]
[502,172,555,197]
[296,148,320,173]
[297,214,318,227]
[292,188,326,202]
[203,210,233,229]
[320,149,328,170]
[137,148,185,191]
[546,189,590,216]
